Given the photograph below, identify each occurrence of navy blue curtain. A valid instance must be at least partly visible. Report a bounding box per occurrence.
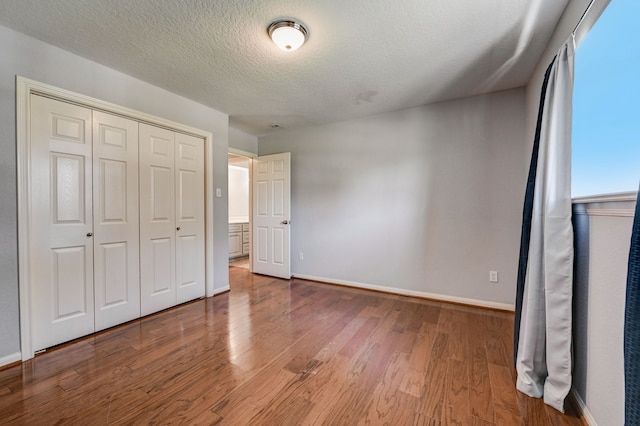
[625,189,640,425]
[513,58,556,365]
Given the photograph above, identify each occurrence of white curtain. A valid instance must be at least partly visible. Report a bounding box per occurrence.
[515,40,575,413]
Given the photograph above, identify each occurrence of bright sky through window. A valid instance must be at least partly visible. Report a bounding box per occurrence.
[572,0,640,197]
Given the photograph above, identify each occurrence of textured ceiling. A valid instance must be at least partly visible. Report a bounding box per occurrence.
[0,0,569,136]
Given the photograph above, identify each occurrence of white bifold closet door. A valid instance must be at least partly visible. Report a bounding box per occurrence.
[92,111,140,331]
[31,95,95,351]
[29,95,204,352]
[139,124,205,316]
[174,132,205,304]
[30,95,140,351]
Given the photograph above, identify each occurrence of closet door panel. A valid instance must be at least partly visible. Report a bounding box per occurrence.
[152,237,174,292]
[30,95,95,352]
[52,246,89,317]
[93,111,140,331]
[175,133,205,303]
[98,242,127,301]
[140,123,176,315]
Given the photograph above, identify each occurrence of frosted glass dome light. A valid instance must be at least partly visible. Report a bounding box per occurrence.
[268,20,308,51]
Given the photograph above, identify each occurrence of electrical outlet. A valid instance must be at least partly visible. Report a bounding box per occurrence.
[489,271,499,283]
[215,187,222,198]
[298,252,304,261]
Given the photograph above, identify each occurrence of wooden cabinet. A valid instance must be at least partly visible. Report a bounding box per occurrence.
[242,223,250,255]
[229,224,243,258]
[229,222,250,258]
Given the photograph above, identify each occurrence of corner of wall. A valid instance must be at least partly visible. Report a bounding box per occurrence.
[229,127,258,155]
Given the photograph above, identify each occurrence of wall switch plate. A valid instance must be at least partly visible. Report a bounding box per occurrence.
[298,252,304,261]
[489,271,499,283]
[216,188,222,198]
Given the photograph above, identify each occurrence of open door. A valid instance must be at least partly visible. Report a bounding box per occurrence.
[252,152,291,278]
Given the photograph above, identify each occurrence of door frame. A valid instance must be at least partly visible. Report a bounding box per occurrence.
[16,76,215,361]
[228,148,256,273]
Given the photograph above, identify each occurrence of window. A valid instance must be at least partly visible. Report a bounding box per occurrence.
[572,0,640,197]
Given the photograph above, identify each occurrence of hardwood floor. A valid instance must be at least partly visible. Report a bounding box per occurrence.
[0,267,586,425]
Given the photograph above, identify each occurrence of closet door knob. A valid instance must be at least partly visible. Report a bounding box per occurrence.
[176,227,181,231]
[86,232,93,237]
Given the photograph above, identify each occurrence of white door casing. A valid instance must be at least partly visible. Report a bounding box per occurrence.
[252,153,291,279]
[92,111,141,331]
[175,132,205,303]
[139,124,177,316]
[30,95,95,351]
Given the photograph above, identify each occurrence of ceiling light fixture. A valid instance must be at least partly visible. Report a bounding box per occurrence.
[268,20,308,51]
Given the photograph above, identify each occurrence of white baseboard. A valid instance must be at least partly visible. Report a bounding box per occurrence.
[213,286,231,296]
[0,352,21,368]
[292,274,515,311]
[571,388,597,426]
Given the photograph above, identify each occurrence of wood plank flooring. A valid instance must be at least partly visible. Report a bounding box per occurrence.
[0,267,586,425]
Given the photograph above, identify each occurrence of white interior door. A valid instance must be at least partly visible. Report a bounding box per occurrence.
[252,152,291,278]
[175,132,205,303]
[92,111,140,331]
[139,123,176,315]
[30,95,95,351]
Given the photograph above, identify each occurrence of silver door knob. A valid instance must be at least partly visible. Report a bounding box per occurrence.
[86,232,93,237]
[280,220,289,225]
[176,226,181,231]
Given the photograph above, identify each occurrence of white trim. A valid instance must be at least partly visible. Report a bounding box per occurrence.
[585,208,635,218]
[0,352,21,368]
[293,274,515,311]
[248,158,253,273]
[16,76,33,361]
[228,147,257,158]
[573,191,638,204]
[573,204,635,218]
[570,389,597,426]
[212,286,231,296]
[228,150,254,273]
[205,127,215,298]
[16,76,216,361]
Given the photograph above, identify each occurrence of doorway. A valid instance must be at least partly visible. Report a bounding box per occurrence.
[227,150,292,279]
[228,152,252,271]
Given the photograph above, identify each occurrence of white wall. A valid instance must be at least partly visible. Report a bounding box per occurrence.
[259,88,527,307]
[0,24,230,361]
[228,164,250,221]
[573,194,636,425]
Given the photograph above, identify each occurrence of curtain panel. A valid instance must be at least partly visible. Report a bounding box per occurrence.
[625,188,640,425]
[514,40,575,413]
